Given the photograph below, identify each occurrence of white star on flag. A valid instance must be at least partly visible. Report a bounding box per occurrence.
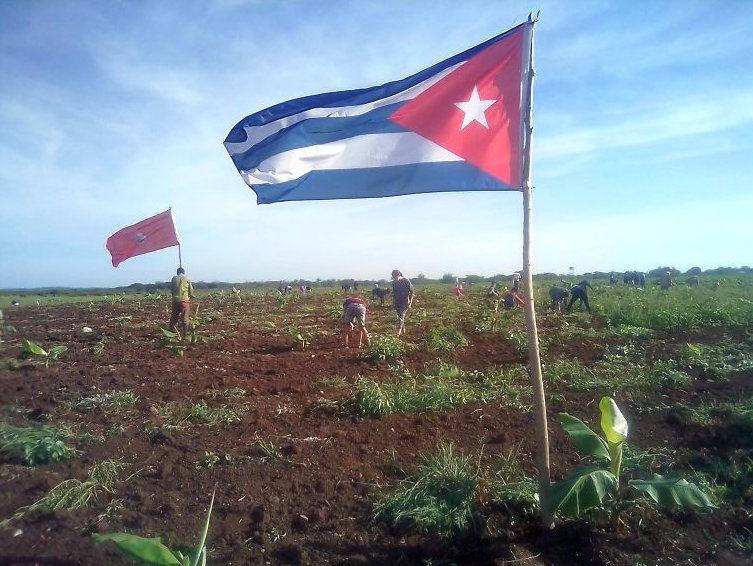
[454,85,496,130]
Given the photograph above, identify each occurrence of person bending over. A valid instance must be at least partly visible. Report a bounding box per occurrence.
[567,280,593,313]
[342,296,370,348]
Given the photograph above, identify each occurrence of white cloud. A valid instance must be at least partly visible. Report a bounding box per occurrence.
[538,89,753,161]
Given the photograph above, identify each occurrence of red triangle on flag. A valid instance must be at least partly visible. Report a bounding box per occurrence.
[389,27,525,187]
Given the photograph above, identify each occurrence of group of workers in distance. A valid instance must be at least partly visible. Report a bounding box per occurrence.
[166,266,600,351]
[342,270,598,350]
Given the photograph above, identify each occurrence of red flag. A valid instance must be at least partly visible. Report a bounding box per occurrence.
[106,209,180,267]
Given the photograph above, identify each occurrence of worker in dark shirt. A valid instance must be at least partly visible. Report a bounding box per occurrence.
[567,280,593,313]
[549,286,569,312]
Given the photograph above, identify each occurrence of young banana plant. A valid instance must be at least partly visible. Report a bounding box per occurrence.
[93,490,215,565]
[546,397,715,527]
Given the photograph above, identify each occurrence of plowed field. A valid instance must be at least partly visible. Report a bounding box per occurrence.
[0,287,750,565]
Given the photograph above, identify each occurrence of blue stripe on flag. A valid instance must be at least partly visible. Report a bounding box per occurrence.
[251,161,511,204]
[229,104,407,173]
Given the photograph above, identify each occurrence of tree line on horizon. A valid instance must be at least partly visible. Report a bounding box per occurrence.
[4,265,751,295]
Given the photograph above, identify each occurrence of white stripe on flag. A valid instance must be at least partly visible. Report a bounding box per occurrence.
[241,132,462,185]
[225,64,463,155]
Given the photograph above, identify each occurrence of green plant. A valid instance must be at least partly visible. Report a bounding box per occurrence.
[21,340,68,366]
[363,335,406,362]
[188,332,207,345]
[160,328,186,356]
[645,360,692,387]
[90,339,107,356]
[288,326,312,350]
[71,390,138,412]
[0,309,16,339]
[194,451,222,469]
[373,441,479,540]
[2,460,123,527]
[423,327,468,352]
[0,358,19,370]
[506,331,528,356]
[474,300,501,332]
[327,304,342,321]
[111,315,133,326]
[105,295,125,306]
[0,422,76,465]
[254,437,304,466]
[545,397,716,528]
[487,446,540,525]
[96,497,125,524]
[93,490,215,566]
[352,365,530,416]
[186,400,245,426]
[268,527,286,542]
[206,387,246,399]
[730,527,753,560]
[315,375,349,389]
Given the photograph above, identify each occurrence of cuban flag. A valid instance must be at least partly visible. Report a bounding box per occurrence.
[224,22,532,204]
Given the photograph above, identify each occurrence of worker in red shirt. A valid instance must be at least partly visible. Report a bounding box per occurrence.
[502,287,525,309]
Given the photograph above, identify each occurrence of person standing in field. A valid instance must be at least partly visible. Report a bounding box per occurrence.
[511,272,521,292]
[169,267,194,338]
[391,269,414,336]
[453,278,465,298]
[660,270,673,290]
[486,280,499,298]
[342,296,370,348]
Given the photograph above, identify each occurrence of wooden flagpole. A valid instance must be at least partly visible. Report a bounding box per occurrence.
[170,207,183,269]
[520,12,553,528]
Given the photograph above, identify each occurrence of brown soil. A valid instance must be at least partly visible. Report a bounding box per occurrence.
[0,290,751,565]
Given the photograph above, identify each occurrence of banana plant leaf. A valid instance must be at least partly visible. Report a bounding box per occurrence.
[599,397,628,444]
[92,533,182,565]
[22,340,47,356]
[189,490,215,566]
[629,475,717,510]
[48,345,68,357]
[559,413,610,462]
[546,465,617,518]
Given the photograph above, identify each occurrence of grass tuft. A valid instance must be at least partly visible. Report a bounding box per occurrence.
[1,459,123,528]
[373,441,479,540]
[0,422,76,465]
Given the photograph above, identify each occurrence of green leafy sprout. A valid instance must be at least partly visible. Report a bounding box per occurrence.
[545,396,716,527]
[0,422,76,465]
[21,340,68,366]
[93,490,215,566]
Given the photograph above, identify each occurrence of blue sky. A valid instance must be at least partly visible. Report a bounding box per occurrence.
[1,0,752,289]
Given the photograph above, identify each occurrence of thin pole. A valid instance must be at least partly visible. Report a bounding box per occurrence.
[519,14,553,528]
[178,244,183,269]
